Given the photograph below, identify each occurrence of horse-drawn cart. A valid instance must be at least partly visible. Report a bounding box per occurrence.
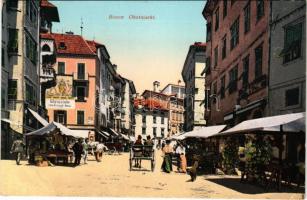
[129,145,155,172]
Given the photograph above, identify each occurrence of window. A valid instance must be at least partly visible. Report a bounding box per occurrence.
[215,8,219,31]
[242,56,249,88]
[213,82,217,104]
[2,48,4,68]
[142,127,146,135]
[142,115,146,123]
[59,42,66,50]
[76,86,86,101]
[54,110,67,125]
[153,116,156,124]
[8,29,18,53]
[255,45,263,79]
[214,46,218,67]
[161,128,165,138]
[230,18,239,50]
[153,127,157,137]
[283,23,302,63]
[256,0,264,21]
[7,0,18,9]
[229,65,238,94]
[26,0,37,23]
[285,87,299,107]
[8,80,17,100]
[58,62,65,75]
[77,63,85,79]
[1,89,5,109]
[26,34,37,64]
[223,0,227,18]
[195,88,199,94]
[206,57,211,73]
[244,2,250,33]
[77,111,84,125]
[161,117,164,124]
[222,36,227,59]
[42,44,50,52]
[231,0,236,5]
[220,76,225,99]
[26,83,36,106]
[206,23,212,42]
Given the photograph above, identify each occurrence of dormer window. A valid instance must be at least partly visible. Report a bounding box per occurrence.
[59,42,66,50]
[42,44,50,52]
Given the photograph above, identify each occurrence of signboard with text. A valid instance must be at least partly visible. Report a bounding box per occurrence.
[46,75,75,109]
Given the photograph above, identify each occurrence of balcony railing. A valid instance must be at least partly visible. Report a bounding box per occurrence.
[41,67,55,78]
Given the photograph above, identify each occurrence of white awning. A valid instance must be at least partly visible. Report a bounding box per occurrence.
[120,133,129,140]
[1,119,12,124]
[25,121,88,138]
[109,128,119,136]
[28,108,49,126]
[221,112,305,135]
[97,131,110,138]
[129,136,135,142]
[183,125,227,139]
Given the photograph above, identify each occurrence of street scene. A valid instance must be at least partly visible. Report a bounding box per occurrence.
[0,0,306,199]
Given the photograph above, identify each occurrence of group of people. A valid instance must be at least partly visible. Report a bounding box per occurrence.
[161,140,187,174]
[133,135,154,168]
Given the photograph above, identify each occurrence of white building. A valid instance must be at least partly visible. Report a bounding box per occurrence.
[181,42,206,131]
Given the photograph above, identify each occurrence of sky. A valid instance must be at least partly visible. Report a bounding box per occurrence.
[51,1,206,93]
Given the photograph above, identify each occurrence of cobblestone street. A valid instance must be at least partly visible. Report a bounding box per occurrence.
[0,152,304,199]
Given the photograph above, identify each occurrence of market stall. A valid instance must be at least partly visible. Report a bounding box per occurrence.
[25,122,88,166]
[218,112,305,190]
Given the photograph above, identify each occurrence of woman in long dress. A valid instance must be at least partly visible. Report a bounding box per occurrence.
[162,140,173,173]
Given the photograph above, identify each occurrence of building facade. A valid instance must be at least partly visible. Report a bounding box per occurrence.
[42,32,98,139]
[182,42,206,132]
[203,0,270,126]
[161,84,185,135]
[269,1,306,116]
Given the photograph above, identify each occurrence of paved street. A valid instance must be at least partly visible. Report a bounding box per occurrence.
[0,152,304,199]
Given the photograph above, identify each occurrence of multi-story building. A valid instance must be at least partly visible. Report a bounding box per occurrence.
[134,90,169,143]
[202,0,270,126]
[42,32,99,140]
[1,0,41,158]
[269,1,306,116]
[121,78,136,137]
[161,84,185,135]
[182,42,206,131]
[39,0,59,117]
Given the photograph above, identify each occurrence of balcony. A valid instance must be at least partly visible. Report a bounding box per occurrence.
[41,66,55,79]
[248,74,267,95]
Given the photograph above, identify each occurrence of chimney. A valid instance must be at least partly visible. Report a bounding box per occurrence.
[66,31,74,35]
[113,64,117,71]
[153,81,160,92]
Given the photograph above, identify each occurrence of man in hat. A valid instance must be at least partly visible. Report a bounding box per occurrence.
[73,139,83,166]
[10,135,25,165]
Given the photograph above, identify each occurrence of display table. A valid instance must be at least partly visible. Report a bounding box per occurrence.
[41,150,73,165]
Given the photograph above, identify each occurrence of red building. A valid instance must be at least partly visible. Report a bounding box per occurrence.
[202,0,270,126]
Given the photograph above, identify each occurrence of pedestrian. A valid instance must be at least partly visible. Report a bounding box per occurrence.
[72,139,83,166]
[133,135,143,168]
[144,135,154,157]
[10,135,25,165]
[82,138,89,164]
[161,140,173,173]
[95,140,107,162]
[176,142,187,173]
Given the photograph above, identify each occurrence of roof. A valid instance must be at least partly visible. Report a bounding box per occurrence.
[86,40,103,53]
[40,33,96,56]
[40,0,56,8]
[183,125,226,139]
[221,112,305,135]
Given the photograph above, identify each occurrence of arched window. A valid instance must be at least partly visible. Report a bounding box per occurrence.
[42,44,50,52]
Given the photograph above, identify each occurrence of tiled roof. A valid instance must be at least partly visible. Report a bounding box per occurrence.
[86,40,103,53]
[40,33,96,56]
[193,42,206,47]
[40,0,56,8]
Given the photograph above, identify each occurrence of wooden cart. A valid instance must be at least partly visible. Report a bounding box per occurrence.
[129,145,155,172]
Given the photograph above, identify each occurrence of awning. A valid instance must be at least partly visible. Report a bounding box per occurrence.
[109,128,119,136]
[183,125,227,139]
[25,121,88,138]
[221,112,305,135]
[129,136,135,142]
[120,133,129,141]
[97,131,110,139]
[1,119,12,124]
[28,108,49,126]
[170,132,187,140]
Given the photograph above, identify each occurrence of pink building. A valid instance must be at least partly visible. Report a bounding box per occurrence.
[41,32,101,140]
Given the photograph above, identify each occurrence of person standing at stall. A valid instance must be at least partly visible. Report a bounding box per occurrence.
[10,135,25,165]
[82,138,89,164]
[161,140,173,173]
[73,139,83,166]
[176,142,187,173]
